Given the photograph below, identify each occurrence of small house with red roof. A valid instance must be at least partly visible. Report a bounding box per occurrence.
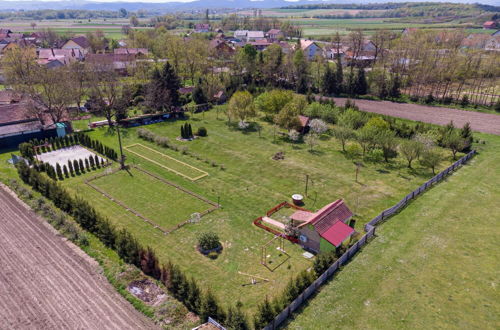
[291,199,354,253]
[298,115,310,134]
[483,21,497,29]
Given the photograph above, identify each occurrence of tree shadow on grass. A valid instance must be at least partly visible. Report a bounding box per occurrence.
[308,149,325,156]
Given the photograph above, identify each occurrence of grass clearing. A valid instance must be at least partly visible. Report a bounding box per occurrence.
[286,133,499,329]
[1,108,462,315]
[125,143,208,181]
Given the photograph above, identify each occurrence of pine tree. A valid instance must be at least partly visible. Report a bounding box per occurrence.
[188,124,193,138]
[181,125,186,139]
[96,218,116,248]
[140,246,161,279]
[186,278,202,314]
[253,297,275,329]
[355,68,368,95]
[460,122,473,152]
[226,302,249,330]
[145,62,181,112]
[55,163,64,180]
[335,52,343,94]
[200,289,225,323]
[321,62,336,96]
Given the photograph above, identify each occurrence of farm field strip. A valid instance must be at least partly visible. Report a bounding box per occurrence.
[125,143,208,181]
[0,184,156,329]
[86,166,214,232]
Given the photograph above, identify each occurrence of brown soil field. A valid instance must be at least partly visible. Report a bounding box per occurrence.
[330,97,500,135]
[0,184,157,330]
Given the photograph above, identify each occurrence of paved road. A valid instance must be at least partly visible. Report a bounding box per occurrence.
[326,97,500,135]
[0,185,157,330]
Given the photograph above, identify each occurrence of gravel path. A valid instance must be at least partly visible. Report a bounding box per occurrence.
[327,97,500,135]
[0,185,157,330]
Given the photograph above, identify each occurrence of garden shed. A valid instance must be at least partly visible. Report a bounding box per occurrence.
[291,199,354,253]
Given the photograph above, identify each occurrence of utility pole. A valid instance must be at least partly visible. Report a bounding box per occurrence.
[305,174,309,197]
[115,123,125,169]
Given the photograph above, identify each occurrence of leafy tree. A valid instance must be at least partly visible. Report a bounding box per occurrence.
[293,49,309,93]
[254,90,294,121]
[420,148,441,174]
[356,125,379,156]
[338,108,366,129]
[333,126,355,152]
[305,133,319,151]
[198,232,221,251]
[228,91,256,124]
[378,130,399,162]
[389,75,401,99]
[309,119,328,135]
[399,140,423,168]
[444,132,465,160]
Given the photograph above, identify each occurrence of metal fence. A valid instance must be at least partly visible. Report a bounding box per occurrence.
[263,150,476,330]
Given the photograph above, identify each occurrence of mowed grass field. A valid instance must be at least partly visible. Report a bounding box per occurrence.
[89,167,212,229]
[125,143,208,180]
[285,133,500,329]
[0,107,461,316]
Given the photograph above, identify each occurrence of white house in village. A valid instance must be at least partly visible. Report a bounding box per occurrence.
[300,40,322,60]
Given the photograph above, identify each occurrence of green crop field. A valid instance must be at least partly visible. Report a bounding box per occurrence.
[285,133,499,329]
[0,107,461,316]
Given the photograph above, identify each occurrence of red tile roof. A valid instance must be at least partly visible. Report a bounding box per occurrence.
[68,36,90,49]
[309,199,353,234]
[298,115,310,127]
[320,221,354,247]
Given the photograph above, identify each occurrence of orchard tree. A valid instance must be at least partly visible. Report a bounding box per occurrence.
[333,126,355,152]
[399,140,423,168]
[420,148,441,174]
[444,132,465,160]
[309,118,328,135]
[228,91,256,125]
[305,133,319,151]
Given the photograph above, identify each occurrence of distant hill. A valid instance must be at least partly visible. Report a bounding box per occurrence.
[1,0,499,12]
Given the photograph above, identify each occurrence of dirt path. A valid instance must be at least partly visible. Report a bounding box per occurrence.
[327,97,500,135]
[0,185,157,330]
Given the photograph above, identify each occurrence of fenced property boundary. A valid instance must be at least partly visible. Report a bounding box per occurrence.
[263,150,477,330]
[85,165,219,235]
[125,143,208,181]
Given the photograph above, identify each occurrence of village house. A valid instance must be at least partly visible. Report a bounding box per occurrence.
[62,36,90,52]
[0,92,70,149]
[86,53,137,74]
[461,34,492,50]
[299,39,322,60]
[37,48,85,67]
[483,21,497,29]
[208,39,235,57]
[290,199,355,253]
[194,23,211,33]
[248,39,272,51]
[233,30,265,42]
[113,48,149,57]
[266,29,284,41]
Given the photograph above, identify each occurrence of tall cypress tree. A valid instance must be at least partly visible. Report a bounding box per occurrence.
[355,68,368,95]
[78,159,85,173]
[73,159,80,175]
[335,53,343,94]
[56,163,64,180]
[321,62,336,96]
[181,125,186,139]
[63,165,69,178]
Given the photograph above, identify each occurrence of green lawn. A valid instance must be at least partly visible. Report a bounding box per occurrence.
[285,133,499,329]
[0,108,460,317]
[125,143,208,181]
[88,167,212,230]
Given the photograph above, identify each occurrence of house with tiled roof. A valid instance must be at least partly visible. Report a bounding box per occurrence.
[114,48,148,56]
[291,199,355,253]
[267,29,284,41]
[194,23,211,33]
[483,21,497,29]
[300,39,322,60]
[62,36,90,52]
